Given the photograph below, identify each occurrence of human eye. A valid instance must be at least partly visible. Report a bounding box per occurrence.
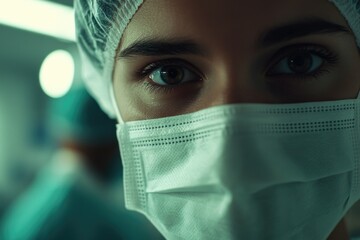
[266,44,339,81]
[135,59,203,93]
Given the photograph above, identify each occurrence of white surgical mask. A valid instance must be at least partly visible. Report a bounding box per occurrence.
[116,99,360,240]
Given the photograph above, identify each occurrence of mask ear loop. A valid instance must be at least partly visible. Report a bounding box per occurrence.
[109,82,124,124]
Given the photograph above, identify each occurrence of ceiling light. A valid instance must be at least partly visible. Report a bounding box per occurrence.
[39,50,75,98]
[0,1,75,41]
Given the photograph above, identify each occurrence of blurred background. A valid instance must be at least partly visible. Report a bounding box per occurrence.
[1,1,360,239]
[0,1,163,239]
[0,0,77,218]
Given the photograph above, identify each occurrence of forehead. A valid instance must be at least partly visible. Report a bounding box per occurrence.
[120,0,348,54]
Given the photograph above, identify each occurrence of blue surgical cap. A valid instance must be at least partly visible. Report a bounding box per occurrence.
[75,0,144,118]
[74,0,360,118]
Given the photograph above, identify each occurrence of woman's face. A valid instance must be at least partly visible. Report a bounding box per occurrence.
[113,0,360,122]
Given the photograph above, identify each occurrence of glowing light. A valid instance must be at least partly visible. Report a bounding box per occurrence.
[39,50,75,98]
[0,1,75,41]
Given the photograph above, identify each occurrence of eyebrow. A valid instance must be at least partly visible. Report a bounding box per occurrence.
[118,37,209,59]
[258,17,351,48]
[118,17,352,59]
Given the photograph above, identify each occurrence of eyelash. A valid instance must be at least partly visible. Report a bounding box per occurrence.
[135,44,339,93]
[265,44,339,80]
[136,59,201,94]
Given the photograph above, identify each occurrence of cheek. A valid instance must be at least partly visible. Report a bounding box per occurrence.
[113,60,212,122]
[114,78,205,121]
[113,70,186,122]
[334,53,360,99]
[113,75,146,122]
[113,61,163,121]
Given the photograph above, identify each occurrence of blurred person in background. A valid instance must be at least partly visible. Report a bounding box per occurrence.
[0,86,163,240]
[75,0,360,239]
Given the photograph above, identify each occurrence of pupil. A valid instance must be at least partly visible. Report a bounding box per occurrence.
[160,66,184,85]
[288,53,312,73]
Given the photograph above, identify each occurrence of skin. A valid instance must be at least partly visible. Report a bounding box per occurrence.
[112,0,360,238]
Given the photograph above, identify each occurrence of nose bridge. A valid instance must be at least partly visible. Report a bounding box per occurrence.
[203,62,271,108]
[211,83,245,106]
[206,64,251,106]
